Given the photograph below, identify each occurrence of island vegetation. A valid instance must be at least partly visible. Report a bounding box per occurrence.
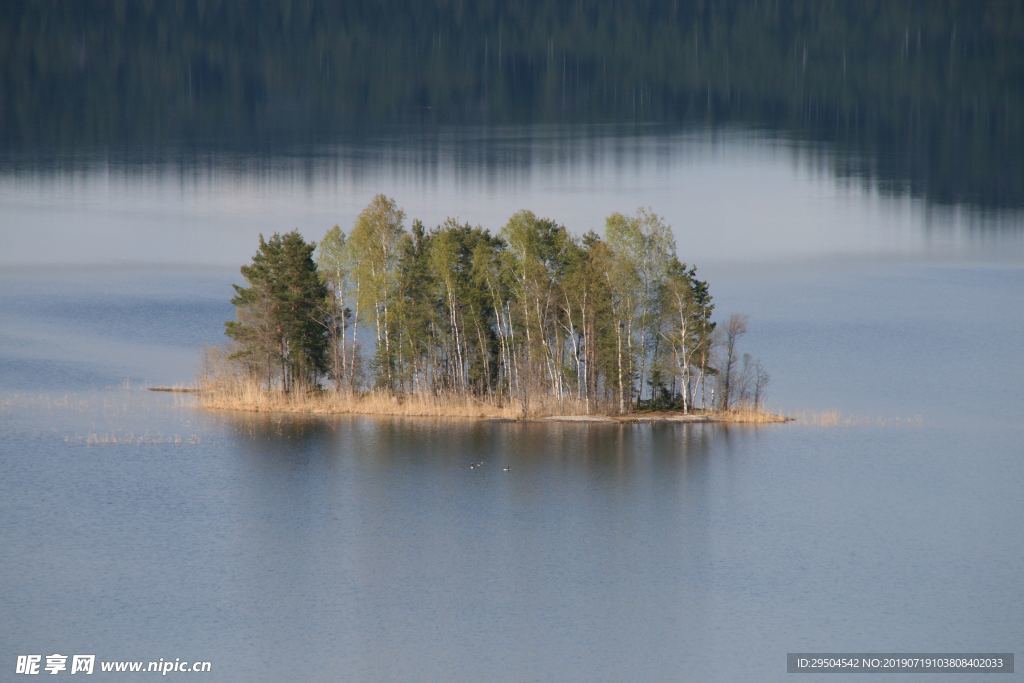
[201,195,782,422]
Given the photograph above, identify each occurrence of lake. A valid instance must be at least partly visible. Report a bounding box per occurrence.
[2,3,1023,680]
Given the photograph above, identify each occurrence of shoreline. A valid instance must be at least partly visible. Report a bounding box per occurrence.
[190,390,791,425]
[537,411,792,424]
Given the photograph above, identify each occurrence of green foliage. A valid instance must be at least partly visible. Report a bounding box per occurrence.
[317,225,349,291]
[316,225,355,391]
[347,194,406,387]
[393,220,437,392]
[226,196,748,412]
[226,231,329,392]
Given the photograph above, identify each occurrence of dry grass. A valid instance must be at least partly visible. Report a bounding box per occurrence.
[705,407,792,423]
[199,376,791,424]
[65,432,202,446]
[199,378,521,419]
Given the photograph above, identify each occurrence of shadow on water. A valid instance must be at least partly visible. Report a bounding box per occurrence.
[216,412,761,490]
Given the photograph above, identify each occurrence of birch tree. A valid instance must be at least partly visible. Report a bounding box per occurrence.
[347,195,406,389]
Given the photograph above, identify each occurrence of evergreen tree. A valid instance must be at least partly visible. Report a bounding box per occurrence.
[394,220,438,394]
[226,231,328,392]
[659,258,714,413]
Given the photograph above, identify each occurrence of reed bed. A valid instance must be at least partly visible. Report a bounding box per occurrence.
[705,407,792,424]
[198,376,789,423]
[199,378,521,419]
[65,432,202,446]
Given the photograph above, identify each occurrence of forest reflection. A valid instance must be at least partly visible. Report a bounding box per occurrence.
[2,0,1021,211]
[223,413,722,483]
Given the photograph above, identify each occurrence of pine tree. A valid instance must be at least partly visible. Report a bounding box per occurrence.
[394,220,438,394]
[226,231,328,393]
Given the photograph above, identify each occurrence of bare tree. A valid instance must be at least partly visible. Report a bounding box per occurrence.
[717,313,748,410]
[753,359,770,408]
[738,353,754,405]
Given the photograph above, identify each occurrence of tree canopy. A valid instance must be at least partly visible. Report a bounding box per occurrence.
[225,197,767,413]
[226,231,328,393]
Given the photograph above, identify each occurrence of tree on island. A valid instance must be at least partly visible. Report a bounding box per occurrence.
[346,195,406,390]
[716,313,747,411]
[220,196,770,415]
[226,231,328,393]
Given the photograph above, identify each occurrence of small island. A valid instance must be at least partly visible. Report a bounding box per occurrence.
[201,195,786,424]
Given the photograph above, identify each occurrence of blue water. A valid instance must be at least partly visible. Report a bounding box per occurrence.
[1,128,1023,681]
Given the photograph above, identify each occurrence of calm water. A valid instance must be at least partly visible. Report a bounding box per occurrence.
[3,4,1024,680]
[2,129,1022,681]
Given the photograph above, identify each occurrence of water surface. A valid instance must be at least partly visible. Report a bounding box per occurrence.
[2,3,1023,680]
